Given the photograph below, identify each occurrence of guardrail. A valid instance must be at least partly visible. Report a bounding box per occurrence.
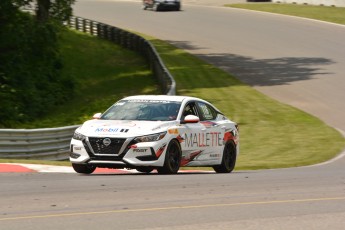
[67,16,176,95]
[0,16,176,161]
[0,125,79,160]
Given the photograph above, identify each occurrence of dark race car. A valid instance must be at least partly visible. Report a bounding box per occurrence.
[143,0,181,11]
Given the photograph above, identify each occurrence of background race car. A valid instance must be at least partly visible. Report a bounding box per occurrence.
[142,0,181,11]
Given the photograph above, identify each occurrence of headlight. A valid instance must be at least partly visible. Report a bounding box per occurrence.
[134,132,166,143]
[73,131,86,141]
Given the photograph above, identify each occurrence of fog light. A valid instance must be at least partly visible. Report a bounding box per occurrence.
[70,153,81,159]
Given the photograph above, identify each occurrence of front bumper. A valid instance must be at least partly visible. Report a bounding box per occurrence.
[70,137,167,168]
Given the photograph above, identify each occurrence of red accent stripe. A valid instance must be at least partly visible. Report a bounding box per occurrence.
[0,164,36,173]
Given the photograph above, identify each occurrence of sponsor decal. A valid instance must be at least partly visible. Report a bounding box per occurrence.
[95,127,129,133]
[210,153,221,158]
[168,128,179,134]
[129,100,171,103]
[133,149,148,153]
[184,132,223,148]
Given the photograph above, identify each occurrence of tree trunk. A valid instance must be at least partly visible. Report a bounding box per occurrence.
[36,0,50,22]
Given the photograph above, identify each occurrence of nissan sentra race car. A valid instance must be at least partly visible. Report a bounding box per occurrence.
[70,95,239,174]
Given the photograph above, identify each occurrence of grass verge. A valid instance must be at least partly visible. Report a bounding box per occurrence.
[226,3,345,25]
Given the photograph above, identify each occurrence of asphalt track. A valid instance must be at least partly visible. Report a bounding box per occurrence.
[1,1,345,229]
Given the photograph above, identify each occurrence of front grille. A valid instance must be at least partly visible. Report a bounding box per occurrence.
[88,137,126,155]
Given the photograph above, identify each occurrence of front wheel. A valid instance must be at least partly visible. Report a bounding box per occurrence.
[136,167,154,173]
[72,163,96,174]
[213,142,237,173]
[157,139,181,174]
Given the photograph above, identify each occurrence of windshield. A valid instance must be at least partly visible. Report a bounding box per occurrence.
[101,100,181,121]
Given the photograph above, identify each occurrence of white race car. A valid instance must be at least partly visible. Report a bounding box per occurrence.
[70,95,239,174]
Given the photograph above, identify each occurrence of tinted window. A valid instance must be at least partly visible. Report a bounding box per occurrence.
[197,102,217,120]
[182,102,199,119]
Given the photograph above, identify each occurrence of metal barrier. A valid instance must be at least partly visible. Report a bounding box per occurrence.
[67,16,176,95]
[0,125,79,160]
[0,16,176,161]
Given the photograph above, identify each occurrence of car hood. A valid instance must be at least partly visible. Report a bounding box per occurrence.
[77,119,178,137]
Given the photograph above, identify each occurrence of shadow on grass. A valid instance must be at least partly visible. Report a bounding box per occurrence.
[197,54,334,86]
[164,40,334,87]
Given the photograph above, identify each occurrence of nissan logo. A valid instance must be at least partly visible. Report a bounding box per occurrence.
[103,138,111,146]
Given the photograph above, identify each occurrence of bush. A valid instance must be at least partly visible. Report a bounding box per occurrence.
[0,3,74,127]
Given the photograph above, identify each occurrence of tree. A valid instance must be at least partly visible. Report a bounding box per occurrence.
[4,0,76,22]
[0,0,76,127]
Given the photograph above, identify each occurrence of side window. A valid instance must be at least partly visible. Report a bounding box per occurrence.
[182,102,198,119]
[197,102,217,120]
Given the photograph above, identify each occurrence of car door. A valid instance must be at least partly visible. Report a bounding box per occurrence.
[179,101,223,166]
[195,101,225,164]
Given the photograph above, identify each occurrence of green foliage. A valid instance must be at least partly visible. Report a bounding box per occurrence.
[0,0,75,127]
[15,29,159,128]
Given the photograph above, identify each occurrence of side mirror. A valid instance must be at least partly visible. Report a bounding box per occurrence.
[93,113,102,119]
[181,115,200,124]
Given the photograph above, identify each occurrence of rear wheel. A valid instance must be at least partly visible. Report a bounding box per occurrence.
[157,139,181,174]
[72,163,96,174]
[213,142,237,173]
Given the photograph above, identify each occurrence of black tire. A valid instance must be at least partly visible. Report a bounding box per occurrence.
[72,163,96,174]
[136,167,154,173]
[153,3,160,11]
[157,139,181,174]
[213,142,237,173]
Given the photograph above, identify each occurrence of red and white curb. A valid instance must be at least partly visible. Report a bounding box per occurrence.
[0,163,143,173]
[0,163,210,174]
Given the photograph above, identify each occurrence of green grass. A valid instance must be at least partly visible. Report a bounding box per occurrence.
[226,3,345,25]
[2,24,344,170]
[18,29,160,128]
